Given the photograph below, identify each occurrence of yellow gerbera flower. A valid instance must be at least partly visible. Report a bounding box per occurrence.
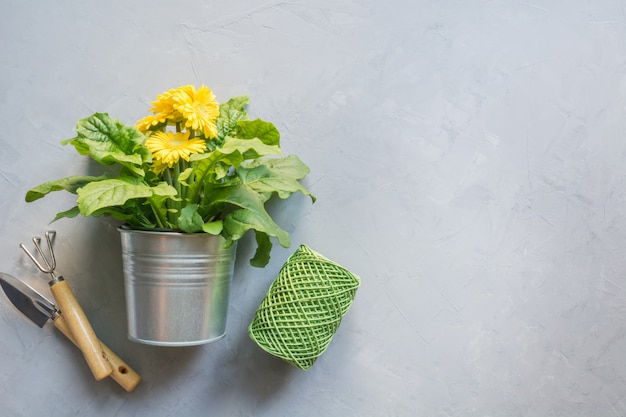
[150,87,188,119]
[172,85,220,138]
[146,130,206,172]
[136,87,192,132]
[136,114,164,133]
[150,158,170,175]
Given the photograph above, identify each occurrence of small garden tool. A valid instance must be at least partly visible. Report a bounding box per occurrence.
[0,272,141,391]
[20,231,112,381]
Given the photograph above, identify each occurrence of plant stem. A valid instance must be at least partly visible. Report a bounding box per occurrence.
[179,159,188,203]
[164,167,173,187]
[173,161,182,218]
[164,168,175,225]
[188,151,219,204]
[150,200,167,228]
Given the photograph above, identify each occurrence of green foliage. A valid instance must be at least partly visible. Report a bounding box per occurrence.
[63,113,150,176]
[26,100,314,267]
[25,175,110,202]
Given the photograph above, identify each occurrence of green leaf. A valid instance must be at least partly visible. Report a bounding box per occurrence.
[238,155,315,202]
[187,138,281,203]
[250,232,272,267]
[201,153,313,265]
[63,113,149,176]
[150,181,179,197]
[177,204,204,233]
[25,175,109,202]
[216,96,249,142]
[51,206,81,222]
[91,205,150,224]
[234,119,280,146]
[223,207,290,248]
[191,137,281,165]
[206,183,290,249]
[76,177,176,217]
[145,182,179,229]
[204,180,266,215]
[218,137,282,162]
[178,168,194,186]
[202,220,223,235]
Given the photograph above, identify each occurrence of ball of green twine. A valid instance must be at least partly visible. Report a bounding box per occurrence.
[248,245,360,370]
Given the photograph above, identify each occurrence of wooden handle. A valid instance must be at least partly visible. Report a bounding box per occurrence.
[53,316,142,392]
[49,279,112,380]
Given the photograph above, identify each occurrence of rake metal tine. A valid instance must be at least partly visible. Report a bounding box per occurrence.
[44,231,57,269]
[20,240,51,273]
[19,230,57,274]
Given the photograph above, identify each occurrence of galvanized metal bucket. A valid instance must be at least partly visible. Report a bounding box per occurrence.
[118,227,237,346]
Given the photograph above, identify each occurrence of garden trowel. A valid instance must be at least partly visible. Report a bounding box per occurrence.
[0,272,141,392]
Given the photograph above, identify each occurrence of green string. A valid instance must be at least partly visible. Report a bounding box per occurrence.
[249,245,360,370]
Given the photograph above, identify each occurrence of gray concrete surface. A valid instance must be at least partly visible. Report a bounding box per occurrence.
[1,0,626,415]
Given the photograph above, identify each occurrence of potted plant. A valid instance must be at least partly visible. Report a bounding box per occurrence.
[26,85,314,346]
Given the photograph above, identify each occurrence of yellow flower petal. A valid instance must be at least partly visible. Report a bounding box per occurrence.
[172,85,220,138]
[146,130,206,171]
[136,115,164,133]
[150,88,178,116]
[137,87,188,132]
[151,158,169,174]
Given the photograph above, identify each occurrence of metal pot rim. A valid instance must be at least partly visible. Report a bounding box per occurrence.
[118,225,219,238]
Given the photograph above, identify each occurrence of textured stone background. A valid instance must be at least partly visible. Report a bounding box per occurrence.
[2,0,626,415]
